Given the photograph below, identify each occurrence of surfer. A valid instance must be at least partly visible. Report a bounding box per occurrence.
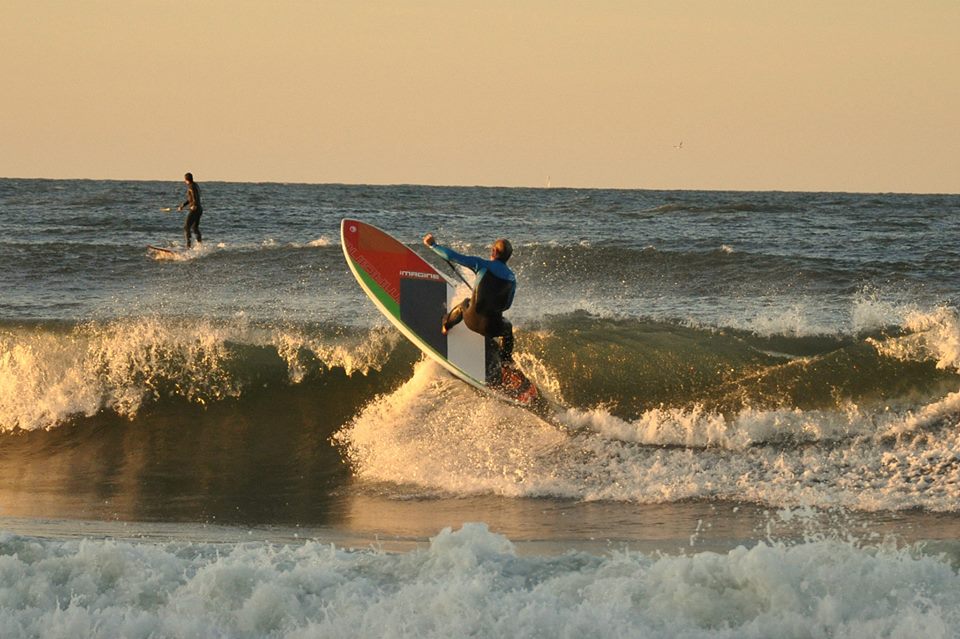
[177,172,203,248]
[423,233,516,365]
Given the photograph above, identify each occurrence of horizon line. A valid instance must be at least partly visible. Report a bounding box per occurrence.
[0,175,956,198]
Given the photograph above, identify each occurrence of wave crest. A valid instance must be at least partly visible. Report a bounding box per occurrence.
[0,319,399,431]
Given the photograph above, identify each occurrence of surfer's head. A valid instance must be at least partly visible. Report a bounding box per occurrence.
[492,238,512,262]
[184,172,194,183]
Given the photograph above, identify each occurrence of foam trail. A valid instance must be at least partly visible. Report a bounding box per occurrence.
[334,359,569,497]
[559,403,867,450]
[335,357,960,512]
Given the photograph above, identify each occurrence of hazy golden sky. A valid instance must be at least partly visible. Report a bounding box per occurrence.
[3,1,957,192]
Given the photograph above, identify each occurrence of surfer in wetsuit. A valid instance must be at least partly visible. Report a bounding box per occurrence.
[177,172,203,248]
[423,233,516,366]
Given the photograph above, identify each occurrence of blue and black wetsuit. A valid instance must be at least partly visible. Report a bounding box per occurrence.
[428,242,516,362]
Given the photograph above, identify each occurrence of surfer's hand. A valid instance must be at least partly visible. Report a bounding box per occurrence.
[423,233,435,247]
[177,205,183,212]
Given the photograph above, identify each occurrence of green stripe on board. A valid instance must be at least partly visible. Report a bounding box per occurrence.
[355,263,400,318]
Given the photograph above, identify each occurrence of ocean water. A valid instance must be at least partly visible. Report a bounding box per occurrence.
[1,177,960,636]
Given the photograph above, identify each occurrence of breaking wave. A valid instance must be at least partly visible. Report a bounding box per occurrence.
[0,318,401,432]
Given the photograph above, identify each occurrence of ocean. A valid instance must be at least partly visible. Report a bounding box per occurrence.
[1,177,959,637]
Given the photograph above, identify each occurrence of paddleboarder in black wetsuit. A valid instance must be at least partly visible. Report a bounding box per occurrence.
[178,172,203,248]
[423,233,516,365]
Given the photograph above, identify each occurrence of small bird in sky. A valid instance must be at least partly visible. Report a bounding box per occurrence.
[674,141,684,150]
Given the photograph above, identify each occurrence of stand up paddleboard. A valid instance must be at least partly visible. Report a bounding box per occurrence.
[148,245,204,260]
[341,218,544,411]
[147,245,179,256]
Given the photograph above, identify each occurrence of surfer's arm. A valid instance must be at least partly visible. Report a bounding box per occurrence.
[429,243,484,272]
[423,235,484,272]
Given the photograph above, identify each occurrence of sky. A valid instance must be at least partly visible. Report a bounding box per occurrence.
[2,1,958,193]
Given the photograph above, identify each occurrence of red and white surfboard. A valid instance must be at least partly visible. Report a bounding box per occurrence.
[340,218,540,407]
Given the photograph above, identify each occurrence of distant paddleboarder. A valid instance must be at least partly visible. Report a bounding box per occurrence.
[423,233,516,366]
[177,172,203,248]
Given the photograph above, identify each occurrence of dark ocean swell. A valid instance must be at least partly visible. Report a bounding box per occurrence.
[527,311,960,419]
[517,244,951,298]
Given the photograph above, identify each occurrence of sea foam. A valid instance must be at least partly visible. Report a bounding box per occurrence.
[0,523,956,639]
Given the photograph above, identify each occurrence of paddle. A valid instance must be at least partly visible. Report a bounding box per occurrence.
[424,233,474,291]
[444,259,474,291]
